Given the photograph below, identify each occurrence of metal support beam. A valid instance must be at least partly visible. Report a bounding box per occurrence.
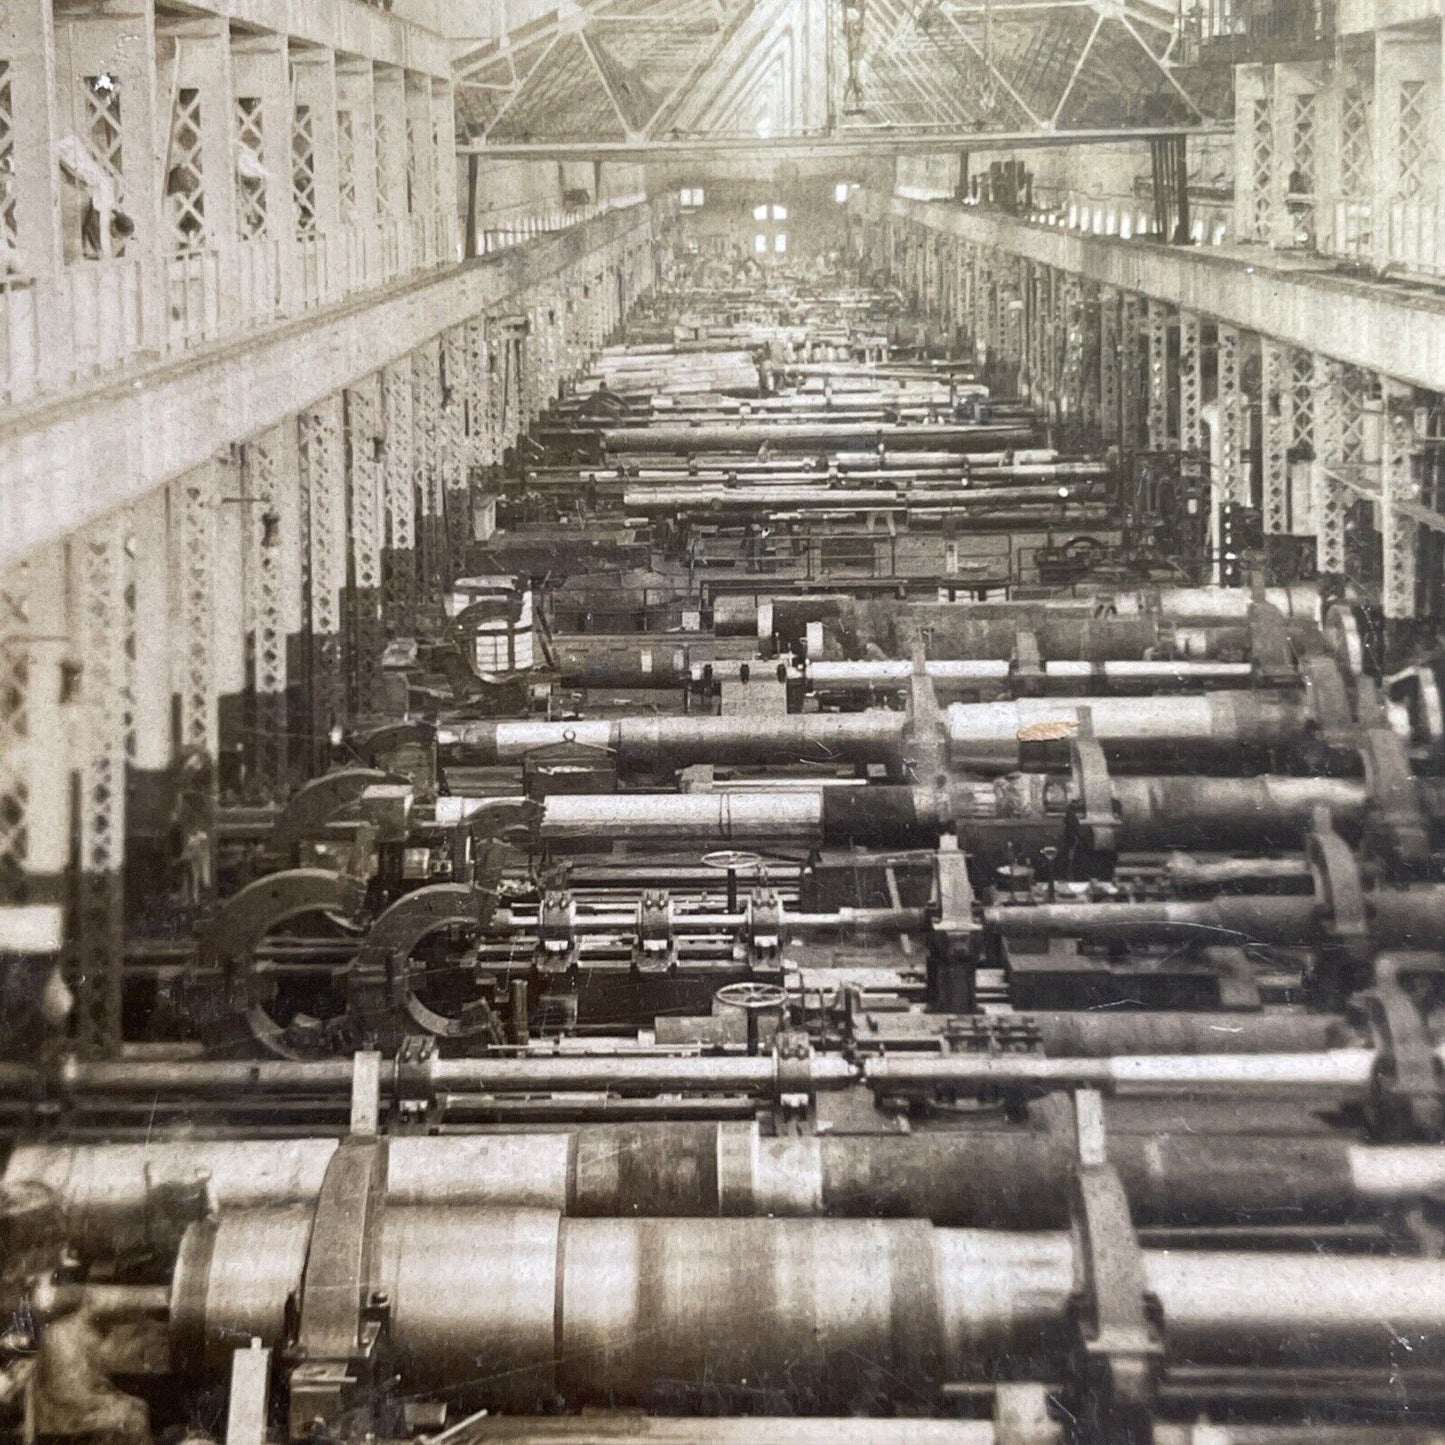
[301,397,347,768]
[1146,299,1171,450]
[1178,311,1203,452]
[1260,338,1292,534]
[1381,378,1419,620]
[1312,357,1347,576]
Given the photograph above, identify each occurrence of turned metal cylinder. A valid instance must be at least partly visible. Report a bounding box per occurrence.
[171,1208,1445,1407]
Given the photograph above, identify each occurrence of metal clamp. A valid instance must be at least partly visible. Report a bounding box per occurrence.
[287,1136,391,1439]
[1357,952,1445,1141]
[635,890,676,972]
[1067,708,1119,863]
[1067,1089,1161,1443]
[1356,679,1431,877]
[1306,807,1372,997]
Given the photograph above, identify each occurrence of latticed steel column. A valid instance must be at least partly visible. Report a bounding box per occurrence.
[1178,311,1204,451]
[69,509,133,1055]
[1260,339,1293,533]
[382,361,418,635]
[0,546,69,908]
[300,397,347,767]
[412,340,446,612]
[1146,300,1171,449]
[440,327,470,578]
[130,490,172,773]
[465,318,490,472]
[1058,274,1085,423]
[1098,286,1120,441]
[345,375,385,713]
[1381,379,1419,620]
[242,423,301,796]
[1120,293,1144,451]
[1311,356,1347,576]
[171,465,219,757]
[1215,326,1246,502]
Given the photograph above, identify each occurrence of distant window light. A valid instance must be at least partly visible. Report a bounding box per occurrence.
[755,232,767,253]
[834,182,850,204]
[775,232,787,253]
[680,187,704,207]
[753,204,768,221]
[771,204,787,221]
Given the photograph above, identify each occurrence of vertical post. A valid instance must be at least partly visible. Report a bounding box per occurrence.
[242,422,301,796]
[290,47,342,301]
[381,360,418,636]
[1146,299,1171,449]
[69,508,133,1055]
[172,461,219,758]
[412,340,445,614]
[1259,338,1293,533]
[301,395,347,768]
[130,488,172,771]
[1213,324,1246,579]
[1119,293,1143,452]
[345,375,385,712]
[1178,310,1203,451]
[1098,286,1120,443]
[1311,355,1347,576]
[1380,377,1419,621]
[372,66,407,272]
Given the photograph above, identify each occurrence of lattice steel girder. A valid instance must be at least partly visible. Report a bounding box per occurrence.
[0,545,68,891]
[129,490,172,772]
[1215,325,1246,514]
[1380,378,1420,621]
[1098,285,1120,442]
[439,328,470,575]
[1259,338,1293,534]
[242,423,301,795]
[69,508,132,1055]
[1120,292,1143,451]
[876,197,1445,394]
[1,205,657,568]
[292,51,343,240]
[1146,298,1170,450]
[302,395,348,751]
[346,374,385,712]
[171,464,219,757]
[11,0,64,280]
[158,18,238,255]
[1311,356,1347,576]
[1178,310,1203,452]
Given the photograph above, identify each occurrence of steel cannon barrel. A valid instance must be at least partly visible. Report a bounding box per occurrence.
[26,1051,857,1101]
[807,659,1257,694]
[945,693,1312,773]
[440,711,909,771]
[14,1126,1445,1250]
[170,1207,1445,1408]
[864,1048,1392,1099]
[601,421,1036,452]
[981,886,1445,950]
[621,484,1096,515]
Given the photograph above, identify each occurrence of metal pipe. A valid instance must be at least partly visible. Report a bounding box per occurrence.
[170,1208,1445,1407]
[945,694,1311,773]
[623,484,1098,514]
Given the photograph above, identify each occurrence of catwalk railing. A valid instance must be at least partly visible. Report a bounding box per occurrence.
[0,210,457,408]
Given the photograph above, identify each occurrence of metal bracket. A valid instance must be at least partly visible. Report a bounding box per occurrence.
[1356,679,1431,877]
[1067,1089,1161,1443]
[1010,629,1045,697]
[1305,806,1372,998]
[288,1136,391,1439]
[1067,708,1118,863]
[928,836,981,1013]
[1356,952,1445,1141]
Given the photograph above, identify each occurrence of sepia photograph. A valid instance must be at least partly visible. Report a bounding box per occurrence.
[2,0,1445,1441]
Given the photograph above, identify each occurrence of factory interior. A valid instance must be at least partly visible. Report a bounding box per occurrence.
[6,0,1445,1440]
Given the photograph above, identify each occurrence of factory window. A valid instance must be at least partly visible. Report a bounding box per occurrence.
[753,204,768,220]
[755,233,766,253]
[835,182,851,203]
[774,232,788,253]
[679,187,704,207]
[771,204,787,221]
